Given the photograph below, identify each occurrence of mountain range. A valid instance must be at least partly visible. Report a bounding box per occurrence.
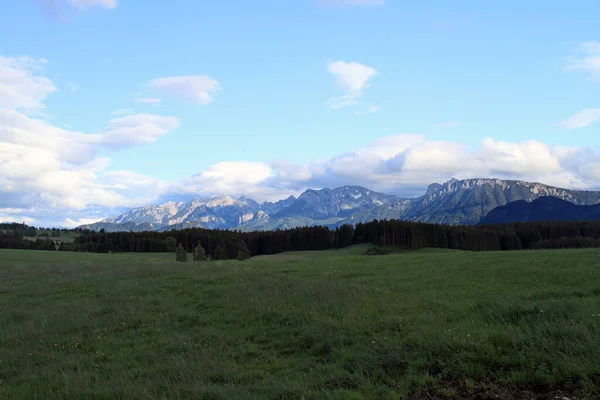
[79,178,600,232]
[479,196,600,225]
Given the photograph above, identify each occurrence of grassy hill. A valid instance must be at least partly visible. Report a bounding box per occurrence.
[23,230,80,245]
[1,247,600,399]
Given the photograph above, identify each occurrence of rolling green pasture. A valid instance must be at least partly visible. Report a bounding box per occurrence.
[1,247,600,399]
[23,230,80,246]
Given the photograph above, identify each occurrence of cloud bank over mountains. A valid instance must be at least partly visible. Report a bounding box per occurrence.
[2,38,600,227]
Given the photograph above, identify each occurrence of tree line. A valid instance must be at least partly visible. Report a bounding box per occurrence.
[0,223,57,251]
[4,220,600,257]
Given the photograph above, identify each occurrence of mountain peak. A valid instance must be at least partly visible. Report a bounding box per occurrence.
[237,195,259,206]
[206,196,236,207]
[78,179,600,233]
[425,183,442,196]
[338,185,369,191]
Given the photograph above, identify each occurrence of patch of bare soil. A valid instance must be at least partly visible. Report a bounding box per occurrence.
[405,382,581,400]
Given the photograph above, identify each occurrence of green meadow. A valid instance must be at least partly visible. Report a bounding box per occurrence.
[1,246,600,399]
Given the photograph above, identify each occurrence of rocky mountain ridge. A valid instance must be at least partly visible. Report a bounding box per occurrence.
[79,178,600,232]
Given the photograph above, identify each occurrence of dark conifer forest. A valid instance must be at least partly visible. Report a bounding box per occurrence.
[4,220,600,258]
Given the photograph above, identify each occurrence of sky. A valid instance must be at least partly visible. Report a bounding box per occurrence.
[1,0,600,227]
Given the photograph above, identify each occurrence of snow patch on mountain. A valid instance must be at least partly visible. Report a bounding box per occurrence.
[239,213,255,224]
[206,196,237,208]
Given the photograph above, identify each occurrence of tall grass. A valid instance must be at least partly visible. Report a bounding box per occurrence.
[1,247,599,399]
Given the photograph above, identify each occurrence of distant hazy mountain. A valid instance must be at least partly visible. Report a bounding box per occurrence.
[479,196,600,225]
[81,186,402,232]
[82,221,157,232]
[79,178,600,232]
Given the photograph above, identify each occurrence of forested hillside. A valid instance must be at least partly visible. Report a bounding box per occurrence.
[5,220,600,259]
[480,196,600,224]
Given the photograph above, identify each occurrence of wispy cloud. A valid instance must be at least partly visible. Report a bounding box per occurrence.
[148,75,221,105]
[68,0,117,9]
[327,94,361,109]
[68,82,79,92]
[327,60,377,110]
[134,97,162,107]
[37,0,116,18]
[558,108,600,130]
[566,41,600,79]
[0,55,57,111]
[0,52,179,224]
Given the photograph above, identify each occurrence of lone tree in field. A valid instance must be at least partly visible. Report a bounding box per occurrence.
[193,242,207,262]
[175,243,187,262]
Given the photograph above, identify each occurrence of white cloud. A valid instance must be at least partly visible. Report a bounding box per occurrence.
[566,41,600,79]
[111,108,133,116]
[4,50,600,226]
[160,133,600,203]
[327,93,360,109]
[68,82,79,92]
[38,0,116,17]
[0,109,179,163]
[357,134,425,159]
[0,55,57,110]
[0,115,172,210]
[4,117,600,224]
[328,61,377,92]
[475,138,563,176]
[62,217,104,228]
[0,214,36,225]
[0,53,179,225]
[99,114,180,147]
[327,61,377,109]
[134,97,162,106]
[558,108,600,130]
[318,0,384,7]
[68,0,117,9]
[163,135,600,203]
[0,208,26,214]
[148,75,221,105]
[174,162,275,199]
[140,132,592,205]
[85,157,112,171]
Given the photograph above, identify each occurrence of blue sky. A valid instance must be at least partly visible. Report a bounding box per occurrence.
[1,0,600,227]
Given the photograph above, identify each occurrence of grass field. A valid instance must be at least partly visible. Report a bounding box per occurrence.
[1,246,600,399]
[23,230,80,246]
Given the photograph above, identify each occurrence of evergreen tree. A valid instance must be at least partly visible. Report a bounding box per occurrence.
[165,237,177,252]
[193,242,207,262]
[214,243,227,260]
[236,240,250,260]
[175,243,187,262]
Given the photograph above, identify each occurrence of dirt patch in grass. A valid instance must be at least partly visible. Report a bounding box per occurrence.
[405,382,579,400]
